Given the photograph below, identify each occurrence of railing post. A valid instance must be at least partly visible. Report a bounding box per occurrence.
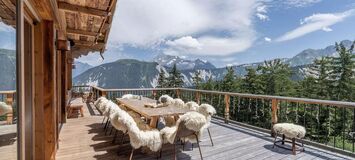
[195,91,200,104]
[175,89,180,99]
[224,94,230,124]
[6,93,14,125]
[271,98,278,137]
[153,90,157,100]
[101,91,107,97]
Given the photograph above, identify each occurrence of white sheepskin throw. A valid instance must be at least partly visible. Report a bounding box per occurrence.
[198,104,216,129]
[122,94,140,99]
[122,116,162,152]
[273,123,306,139]
[158,95,174,105]
[160,111,207,144]
[102,100,118,117]
[94,97,109,113]
[110,112,128,132]
[0,102,12,116]
[184,101,199,111]
[173,98,185,108]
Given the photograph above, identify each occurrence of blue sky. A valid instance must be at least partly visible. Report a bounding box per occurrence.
[0,0,354,67]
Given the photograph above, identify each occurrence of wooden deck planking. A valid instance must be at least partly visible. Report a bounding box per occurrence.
[0,124,17,160]
[56,103,354,160]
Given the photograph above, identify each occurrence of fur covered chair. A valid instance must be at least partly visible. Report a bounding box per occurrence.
[160,111,207,159]
[0,102,12,116]
[173,98,185,108]
[119,113,162,160]
[184,101,199,111]
[110,104,134,144]
[158,95,174,105]
[198,104,216,146]
[122,94,140,99]
[273,123,306,155]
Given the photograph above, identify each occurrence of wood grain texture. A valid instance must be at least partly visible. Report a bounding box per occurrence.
[117,98,191,118]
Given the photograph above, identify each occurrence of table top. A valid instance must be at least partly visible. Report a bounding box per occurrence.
[116,97,191,118]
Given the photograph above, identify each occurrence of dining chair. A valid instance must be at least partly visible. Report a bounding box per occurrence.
[198,104,216,146]
[119,113,162,160]
[160,111,207,160]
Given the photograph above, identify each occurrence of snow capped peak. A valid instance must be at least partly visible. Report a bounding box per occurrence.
[154,53,216,70]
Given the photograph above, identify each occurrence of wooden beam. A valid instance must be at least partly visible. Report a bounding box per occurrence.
[58,2,110,17]
[73,40,104,46]
[67,28,99,37]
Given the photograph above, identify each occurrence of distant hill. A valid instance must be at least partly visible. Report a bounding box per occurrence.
[285,40,354,67]
[73,61,93,77]
[0,49,16,90]
[74,59,160,88]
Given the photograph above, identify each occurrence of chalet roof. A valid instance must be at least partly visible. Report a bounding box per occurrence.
[0,0,117,59]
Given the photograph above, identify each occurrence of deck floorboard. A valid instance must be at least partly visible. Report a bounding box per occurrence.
[56,103,354,160]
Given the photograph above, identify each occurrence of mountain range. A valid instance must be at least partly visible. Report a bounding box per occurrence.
[0,49,16,90]
[73,40,354,89]
[73,61,93,77]
[0,40,353,90]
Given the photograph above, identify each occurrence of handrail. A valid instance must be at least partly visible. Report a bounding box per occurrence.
[0,90,16,94]
[87,86,355,108]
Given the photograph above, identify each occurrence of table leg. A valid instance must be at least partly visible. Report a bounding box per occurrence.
[149,116,158,128]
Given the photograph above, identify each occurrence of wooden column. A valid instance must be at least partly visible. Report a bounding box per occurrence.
[6,93,14,124]
[33,20,57,160]
[67,58,73,90]
[61,51,67,123]
[271,99,278,137]
[43,21,57,160]
[224,94,230,123]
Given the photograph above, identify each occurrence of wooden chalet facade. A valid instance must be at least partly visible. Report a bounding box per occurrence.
[0,0,117,159]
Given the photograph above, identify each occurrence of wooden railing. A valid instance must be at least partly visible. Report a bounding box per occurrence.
[0,90,16,125]
[79,85,355,156]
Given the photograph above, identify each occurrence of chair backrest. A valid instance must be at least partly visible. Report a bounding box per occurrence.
[174,120,197,142]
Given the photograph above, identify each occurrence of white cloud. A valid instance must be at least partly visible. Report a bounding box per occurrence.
[276,9,354,42]
[108,0,260,56]
[166,36,202,51]
[283,0,322,7]
[256,13,269,21]
[322,27,332,32]
[0,21,14,33]
[264,37,272,42]
[255,5,269,21]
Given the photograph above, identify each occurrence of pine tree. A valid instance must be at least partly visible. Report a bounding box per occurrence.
[307,57,332,99]
[257,59,294,96]
[167,63,184,88]
[241,67,263,94]
[156,68,167,88]
[202,75,214,90]
[330,41,355,101]
[221,66,235,92]
[192,70,203,89]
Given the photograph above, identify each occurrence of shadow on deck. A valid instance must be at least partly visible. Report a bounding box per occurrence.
[56,103,353,160]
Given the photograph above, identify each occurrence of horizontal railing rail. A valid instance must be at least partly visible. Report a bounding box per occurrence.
[73,85,355,157]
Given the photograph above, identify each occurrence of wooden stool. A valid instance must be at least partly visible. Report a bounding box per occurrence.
[67,104,84,118]
[272,123,306,155]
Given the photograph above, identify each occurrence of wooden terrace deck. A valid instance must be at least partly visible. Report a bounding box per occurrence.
[56,103,353,160]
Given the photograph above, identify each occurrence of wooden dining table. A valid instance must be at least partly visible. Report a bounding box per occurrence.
[116,97,191,128]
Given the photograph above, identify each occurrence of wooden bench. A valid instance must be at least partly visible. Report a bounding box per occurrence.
[67,98,85,118]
